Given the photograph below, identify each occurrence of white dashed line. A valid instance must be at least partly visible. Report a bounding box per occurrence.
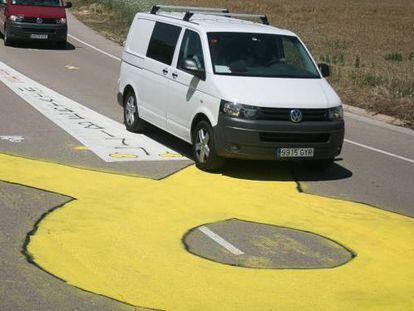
[198,226,244,256]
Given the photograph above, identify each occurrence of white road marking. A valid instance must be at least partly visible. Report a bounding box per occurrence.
[68,33,414,165]
[345,139,414,164]
[65,65,80,70]
[0,61,185,162]
[0,136,24,143]
[198,226,244,256]
[68,34,121,62]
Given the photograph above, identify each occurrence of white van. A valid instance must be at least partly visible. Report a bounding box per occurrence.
[118,5,344,171]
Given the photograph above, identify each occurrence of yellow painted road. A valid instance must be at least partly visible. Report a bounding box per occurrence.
[0,153,413,310]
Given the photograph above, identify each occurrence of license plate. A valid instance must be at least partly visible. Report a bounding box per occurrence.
[30,34,48,39]
[277,148,314,158]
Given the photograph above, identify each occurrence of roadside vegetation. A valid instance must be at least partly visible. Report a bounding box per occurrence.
[71,0,414,128]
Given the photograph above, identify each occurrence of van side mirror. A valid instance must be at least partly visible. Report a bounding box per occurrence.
[65,1,72,9]
[181,58,205,80]
[318,63,330,77]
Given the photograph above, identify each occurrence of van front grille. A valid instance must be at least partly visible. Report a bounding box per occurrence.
[259,108,329,121]
[22,28,56,33]
[22,17,58,24]
[259,132,330,143]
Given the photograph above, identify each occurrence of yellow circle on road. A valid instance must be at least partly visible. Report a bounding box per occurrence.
[74,146,89,151]
[0,154,413,310]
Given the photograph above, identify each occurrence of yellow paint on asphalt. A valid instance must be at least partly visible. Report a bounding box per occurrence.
[159,152,184,158]
[74,146,89,151]
[0,153,413,310]
[109,153,138,159]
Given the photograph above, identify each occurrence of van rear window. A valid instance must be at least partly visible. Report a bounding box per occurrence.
[146,22,181,66]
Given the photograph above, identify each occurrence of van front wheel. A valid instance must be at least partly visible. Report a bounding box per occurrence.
[3,25,11,46]
[56,40,67,49]
[193,120,225,172]
[123,91,147,133]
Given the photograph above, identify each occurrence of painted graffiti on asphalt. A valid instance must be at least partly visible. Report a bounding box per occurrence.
[19,85,151,156]
[0,61,185,162]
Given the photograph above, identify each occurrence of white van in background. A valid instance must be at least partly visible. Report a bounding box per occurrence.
[117,5,344,171]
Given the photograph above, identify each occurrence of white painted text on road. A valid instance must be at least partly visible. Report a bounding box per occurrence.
[0,61,185,162]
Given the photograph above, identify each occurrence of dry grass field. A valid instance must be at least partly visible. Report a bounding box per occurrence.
[72,0,414,127]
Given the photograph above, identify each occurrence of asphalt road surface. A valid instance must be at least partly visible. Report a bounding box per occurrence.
[0,13,413,310]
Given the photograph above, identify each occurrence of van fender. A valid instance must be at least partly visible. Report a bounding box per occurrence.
[119,79,139,106]
[190,106,218,134]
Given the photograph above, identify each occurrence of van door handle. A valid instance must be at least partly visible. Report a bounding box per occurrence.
[162,69,168,75]
[172,72,178,79]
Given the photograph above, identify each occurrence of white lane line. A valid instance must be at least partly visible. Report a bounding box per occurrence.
[68,33,414,166]
[345,139,414,164]
[68,34,121,62]
[198,226,244,256]
[0,60,185,162]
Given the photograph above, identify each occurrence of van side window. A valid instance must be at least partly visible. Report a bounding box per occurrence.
[146,22,181,65]
[178,30,205,71]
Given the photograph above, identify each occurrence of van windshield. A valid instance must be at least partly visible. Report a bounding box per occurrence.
[11,0,61,7]
[207,32,320,78]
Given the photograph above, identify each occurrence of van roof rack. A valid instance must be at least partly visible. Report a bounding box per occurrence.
[150,4,269,25]
[183,11,269,25]
[150,5,229,15]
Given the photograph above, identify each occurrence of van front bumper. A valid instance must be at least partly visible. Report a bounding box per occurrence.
[214,115,344,160]
[6,21,67,42]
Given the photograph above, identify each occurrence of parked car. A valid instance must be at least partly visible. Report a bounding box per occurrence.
[0,0,72,46]
[118,5,344,172]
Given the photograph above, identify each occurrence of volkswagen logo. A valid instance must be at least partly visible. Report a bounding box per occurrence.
[290,109,303,123]
[36,18,43,24]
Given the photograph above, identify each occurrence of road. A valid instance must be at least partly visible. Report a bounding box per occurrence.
[0,13,413,310]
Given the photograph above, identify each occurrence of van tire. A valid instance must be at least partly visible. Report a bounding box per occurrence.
[56,40,67,49]
[123,91,147,133]
[3,25,11,46]
[192,120,225,172]
[305,158,335,170]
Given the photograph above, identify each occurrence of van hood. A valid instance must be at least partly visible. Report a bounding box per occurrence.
[9,5,66,18]
[213,76,341,109]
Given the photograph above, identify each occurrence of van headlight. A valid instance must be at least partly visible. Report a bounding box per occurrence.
[328,106,343,121]
[56,18,67,24]
[10,15,24,22]
[220,100,260,119]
